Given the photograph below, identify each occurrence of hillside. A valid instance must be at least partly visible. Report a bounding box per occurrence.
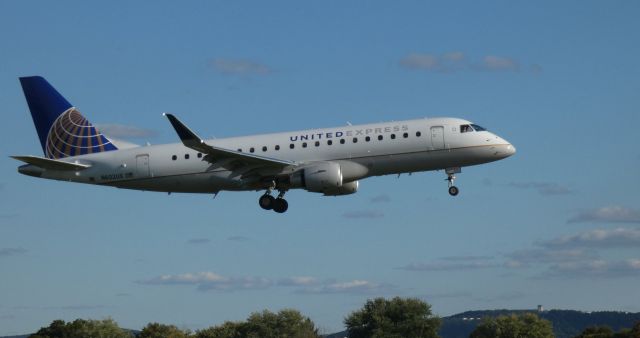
[326,309,640,338]
[4,310,639,338]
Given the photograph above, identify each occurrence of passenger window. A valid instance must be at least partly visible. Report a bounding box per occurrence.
[302,142,307,148]
[327,140,333,145]
[197,153,202,158]
[250,147,255,153]
[340,139,345,144]
[365,136,371,142]
[378,135,383,141]
[172,155,177,161]
[237,148,242,152]
[353,137,358,143]
[262,146,267,152]
[275,145,280,151]
[185,154,190,159]
[290,144,295,149]
[416,131,422,137]
[391,134,396,139]
[403,132,408,138]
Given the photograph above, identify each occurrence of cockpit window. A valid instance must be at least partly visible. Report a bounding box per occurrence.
[470,124,486,131]
[460,124,487,133]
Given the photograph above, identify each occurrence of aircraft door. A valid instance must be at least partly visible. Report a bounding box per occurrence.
[136,154,150,178]
[430,126,445,150]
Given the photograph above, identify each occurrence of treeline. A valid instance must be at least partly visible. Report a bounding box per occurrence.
[27,297,640,338]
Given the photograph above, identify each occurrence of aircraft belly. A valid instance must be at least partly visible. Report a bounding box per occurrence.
[363,146,504,176]
[107,170,243,193]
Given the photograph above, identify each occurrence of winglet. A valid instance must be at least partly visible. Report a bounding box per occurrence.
[164,113,205,149]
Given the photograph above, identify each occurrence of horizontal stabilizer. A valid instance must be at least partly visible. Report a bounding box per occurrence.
[163,113,295,167]
[11,155,91,171]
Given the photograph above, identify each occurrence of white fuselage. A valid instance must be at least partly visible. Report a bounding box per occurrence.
[19,117,515,194]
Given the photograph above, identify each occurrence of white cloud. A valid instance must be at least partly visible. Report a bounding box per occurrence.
[138,272,392,295]
[137,272,272,291]
[541,227,640,249]
[400,52,531,73]
[479,55,519,71]
[298,280,396,295]
[508,181,572,196]
[399,53,441,71]
[545,259,640,278]
[504,249,594,268]
[399,52,466,73]
[569,206,640,223]
[398,260,500,271]
[211,58,272,75]
[439,255,494,261]
[0,248,27,257]
[278,276,319,287]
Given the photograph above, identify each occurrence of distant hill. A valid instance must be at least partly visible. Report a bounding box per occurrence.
[325,309,640,338]
[4,310,639,338]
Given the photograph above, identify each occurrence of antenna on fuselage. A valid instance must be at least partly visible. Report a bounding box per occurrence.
[346,121,352,126]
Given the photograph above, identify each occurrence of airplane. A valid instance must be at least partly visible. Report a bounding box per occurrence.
[12,76,516,213]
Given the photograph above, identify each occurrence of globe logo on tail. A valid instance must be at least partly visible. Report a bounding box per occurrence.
[45,108,117,159]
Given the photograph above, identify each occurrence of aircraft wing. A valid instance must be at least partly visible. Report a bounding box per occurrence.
[11,155,91,171]
[164,113,295,168]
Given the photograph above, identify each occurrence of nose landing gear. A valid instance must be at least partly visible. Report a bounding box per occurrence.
[445,167,461,196]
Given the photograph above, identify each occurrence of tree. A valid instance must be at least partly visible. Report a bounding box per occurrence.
[30,318,132,338]
[574,321,640,338]
[194,321,243,338]
[470,313,553,338]
[344,297,441,338]
[139,322,191,338]
[195,309,320,338]
[573,326,614,338]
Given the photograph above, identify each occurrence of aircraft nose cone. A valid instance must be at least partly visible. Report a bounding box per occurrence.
[506,143,516,156]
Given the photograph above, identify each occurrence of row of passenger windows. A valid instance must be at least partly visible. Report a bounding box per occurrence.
[171,131,424,160]
[171,153,203,161]
[240,131,422,153]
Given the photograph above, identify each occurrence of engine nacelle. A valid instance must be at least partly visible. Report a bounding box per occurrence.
[323,180,359,196]
[290,162,344,194]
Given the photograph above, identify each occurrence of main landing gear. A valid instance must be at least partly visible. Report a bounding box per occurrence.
[258,184,289,213]
[445,167,461,196]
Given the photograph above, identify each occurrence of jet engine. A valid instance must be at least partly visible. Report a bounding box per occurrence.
[323,180,359,196]
[289,162,357,195]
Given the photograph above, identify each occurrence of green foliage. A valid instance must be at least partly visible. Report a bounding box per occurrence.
[195,309,320,338]
[139,322,190,338]
[573,321,640,338]
[344,297,441,338]
[30,318,132,338]
[469,313,554,338]
[194,321,243,338]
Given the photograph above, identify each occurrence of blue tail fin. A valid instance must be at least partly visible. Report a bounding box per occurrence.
[19,76,118,159]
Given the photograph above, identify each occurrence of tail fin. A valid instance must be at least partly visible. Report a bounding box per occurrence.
[19,76,118,159]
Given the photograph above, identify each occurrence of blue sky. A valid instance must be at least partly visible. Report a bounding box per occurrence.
[1,0,639,335]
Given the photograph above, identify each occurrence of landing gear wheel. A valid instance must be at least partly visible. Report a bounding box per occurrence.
[448,186,459,196]
[272,198,289,213]
[259,194,275,210]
